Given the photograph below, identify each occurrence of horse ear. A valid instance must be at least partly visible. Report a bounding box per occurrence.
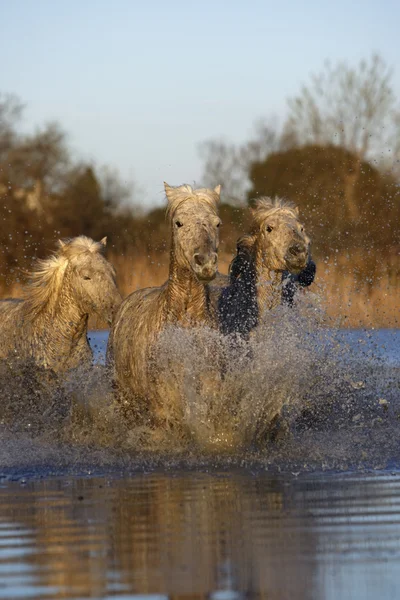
[294,206,299,216]
[164,182,173,201]
[214,184,222,199]
[100,236,107,247]
[58,239,66,249]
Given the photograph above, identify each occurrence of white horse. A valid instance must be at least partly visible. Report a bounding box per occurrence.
[107,182,222,426]
[216,197,312,336]
[0,236,121,372]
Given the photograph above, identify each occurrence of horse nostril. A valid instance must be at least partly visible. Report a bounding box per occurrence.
[289,244,305,257]
[194,253,206,266]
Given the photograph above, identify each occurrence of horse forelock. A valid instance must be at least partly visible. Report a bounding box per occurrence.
[236,233,256,253]
[58,235,104,257]
[250,196,299,230]
[165,186,219,223]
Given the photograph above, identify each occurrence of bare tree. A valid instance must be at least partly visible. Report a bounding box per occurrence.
[98,166,139,214]
[281,54,400,218]
[199,54,400,209]
[284,54,399,163]
[5,122,70,214]
[199,119,280,205]
[384,109,400,179]
[8,122,69,190]
[0,93,23,158]
[198,139,242,204]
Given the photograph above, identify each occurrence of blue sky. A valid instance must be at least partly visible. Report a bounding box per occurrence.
[1,0,399,206]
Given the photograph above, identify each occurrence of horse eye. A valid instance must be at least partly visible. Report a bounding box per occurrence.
[83,275,91,281]
[175,221,183,228]
[301,227,304,232]
[266,225,273,233]
[217,221,222,228]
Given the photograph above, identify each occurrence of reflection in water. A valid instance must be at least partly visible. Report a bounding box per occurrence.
[1,472,400,599]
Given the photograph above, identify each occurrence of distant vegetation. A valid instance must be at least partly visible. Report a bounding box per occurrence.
[199,54,400,326]
[249,144,399,263]
[0,54,399,327]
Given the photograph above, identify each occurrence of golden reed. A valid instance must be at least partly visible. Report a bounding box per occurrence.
[2,250,398,329]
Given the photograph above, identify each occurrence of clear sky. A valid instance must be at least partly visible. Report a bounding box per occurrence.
[1,0,399,207]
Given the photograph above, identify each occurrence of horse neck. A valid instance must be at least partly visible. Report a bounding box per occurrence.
[165,245,211,325]
[252,239,283,317]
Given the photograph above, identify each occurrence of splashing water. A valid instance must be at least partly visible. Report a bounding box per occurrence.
[0,295,399,474]
[152,300,400,463]
[152,305,328,450]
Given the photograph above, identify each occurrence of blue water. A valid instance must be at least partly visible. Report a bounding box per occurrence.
[88,327,400,366]
[332,329,400,366]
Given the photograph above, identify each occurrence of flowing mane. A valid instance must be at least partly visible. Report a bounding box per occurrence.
[23,236,105,316]
[0,234,120,371]
[165,183,220,222]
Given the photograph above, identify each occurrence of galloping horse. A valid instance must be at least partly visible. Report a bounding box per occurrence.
[0,236,121,372]
[107,182,222,425]
[216,197,313,336]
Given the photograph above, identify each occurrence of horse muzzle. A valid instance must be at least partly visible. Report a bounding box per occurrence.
[192,252,218,281]
[285,244,309,273]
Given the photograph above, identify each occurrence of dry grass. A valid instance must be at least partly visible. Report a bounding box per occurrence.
[109,251,399,329]
[109,251,234,294]
[1,251,398,329]
[316,252,399,328]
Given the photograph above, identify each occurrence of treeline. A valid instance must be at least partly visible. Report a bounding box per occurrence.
[0,97,163,290]
[248,145,399,276]
[0,54,399,320]
[0,95,245,291]
[199,54,400,289]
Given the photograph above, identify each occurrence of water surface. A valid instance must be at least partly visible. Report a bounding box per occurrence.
[88,327,400,367]
[0,326,399,598]
[1,470,400,599]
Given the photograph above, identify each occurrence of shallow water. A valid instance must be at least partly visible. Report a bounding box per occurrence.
[1,470,400,599]
[2,321,399,471]
[0,324,399,598]
[88,327,400,368]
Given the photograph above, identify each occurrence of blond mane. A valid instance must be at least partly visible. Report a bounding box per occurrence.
[23,236,105,316]
[59,235,105,257]
[164,183,220,222]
